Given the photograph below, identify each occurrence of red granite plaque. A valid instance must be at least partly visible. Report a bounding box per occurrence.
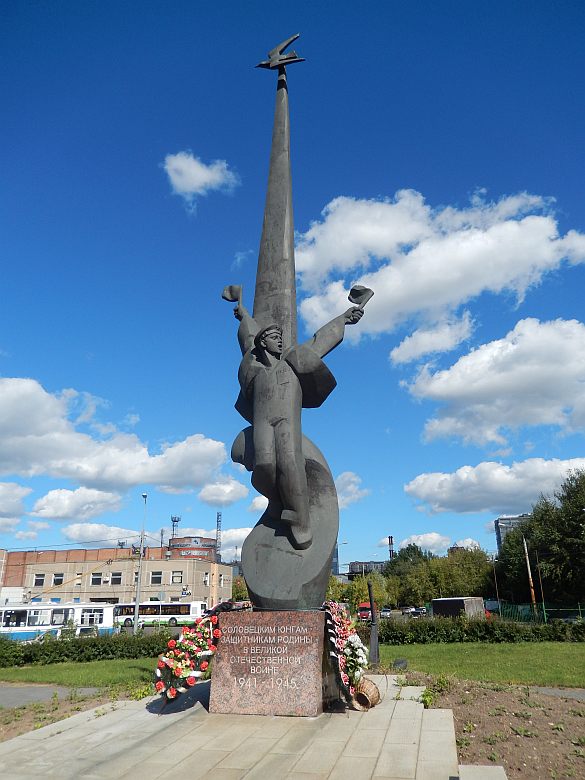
[209,610,326,717]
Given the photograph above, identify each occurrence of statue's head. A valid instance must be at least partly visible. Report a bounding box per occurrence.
[254,324,283,356]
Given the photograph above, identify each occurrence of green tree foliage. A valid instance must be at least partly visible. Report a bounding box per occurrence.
[325,574,348,603]
[231,575,249,601]
[347,572,388,614]
[497,470,585,603]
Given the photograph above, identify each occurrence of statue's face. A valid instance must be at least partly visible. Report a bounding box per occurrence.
[261,329,283,355]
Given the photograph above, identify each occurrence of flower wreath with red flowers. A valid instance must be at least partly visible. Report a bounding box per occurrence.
[323,601,368,706]
[154,614,221,702]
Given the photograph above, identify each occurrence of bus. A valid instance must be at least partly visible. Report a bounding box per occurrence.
[0,602,116,641]
[113,600,208,628]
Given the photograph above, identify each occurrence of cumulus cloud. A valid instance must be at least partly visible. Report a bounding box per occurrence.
[405,457,585,514]
[179,525,253,561]
[14,530,38,540]
[163,151,239,207]
[31,487,123,521]
[248,495,269,513]
[455,538,480,549]
[390,312,473,364]
[296,190,585,342]
[407,319,585,445]
[335,472,370,509]
[0,518,19,533]
[0,482,31,517]
[197,478,249,506]
[0,378,226,492]
[62,523,140,547]
[399,532,451,555]
[28,521,49,531]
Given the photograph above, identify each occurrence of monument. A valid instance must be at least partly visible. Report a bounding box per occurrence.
[210,34,373,716]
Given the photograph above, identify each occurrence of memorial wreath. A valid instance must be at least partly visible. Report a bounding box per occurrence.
[323,600,368,705]
[154,614,222,702]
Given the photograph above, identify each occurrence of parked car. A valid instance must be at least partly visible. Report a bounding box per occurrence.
[413,607,427,616]
[380,606,393,619]
[401,606,415,615]
[357,602,373,621]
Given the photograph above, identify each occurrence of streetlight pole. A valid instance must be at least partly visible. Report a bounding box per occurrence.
[522,535,538,618]
[133,492,147,635]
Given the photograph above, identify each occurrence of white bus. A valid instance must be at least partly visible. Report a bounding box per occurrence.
[113,600,208,628]
[0,602,116,641]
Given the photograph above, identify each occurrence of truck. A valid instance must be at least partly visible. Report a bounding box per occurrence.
[431,597,486,619]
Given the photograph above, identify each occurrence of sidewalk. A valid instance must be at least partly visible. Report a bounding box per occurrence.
[0,675,506,779]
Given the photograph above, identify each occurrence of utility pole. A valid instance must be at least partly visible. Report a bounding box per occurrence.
[133,493,147,635]
[522,535,537,617]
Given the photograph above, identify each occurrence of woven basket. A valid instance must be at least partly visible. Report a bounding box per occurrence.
[353,677,381,711]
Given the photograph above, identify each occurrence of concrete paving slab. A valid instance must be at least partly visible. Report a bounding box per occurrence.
[0,674,511,779]
[459,766,508,779]
[399,686,425,701]
[0,684,99,708]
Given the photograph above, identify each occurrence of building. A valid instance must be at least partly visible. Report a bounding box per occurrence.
[0,538,232,607]
[347,560,385,579]
[331,544,340,576]
[494,514,531,554]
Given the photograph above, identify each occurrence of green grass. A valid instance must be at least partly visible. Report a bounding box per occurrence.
[0,657,158,688]
[380,642,585,687]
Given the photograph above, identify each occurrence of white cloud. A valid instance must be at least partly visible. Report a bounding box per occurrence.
[28,521,49,531]
[180,525,253,561]
[248,495,269,513]
[0,518,19,533]
[31,487,122,521]
[0,378,227,492]
[62,523,140,547]
[455,538,480,549]
[197,478,249,506]
[390,312,473,365]
[405,457,585,514]
[407,319,585,445]
[335,471,370,509]
[399,532,451,555]
[0,482,31,517]
[163,151,239,206]
[15,530,38,540]
[296,190,585,344]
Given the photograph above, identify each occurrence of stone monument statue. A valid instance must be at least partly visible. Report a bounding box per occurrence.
[223,35,373,611]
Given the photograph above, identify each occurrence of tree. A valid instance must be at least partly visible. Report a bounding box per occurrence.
[497,470,585,604]
[232,576,249,601]
[325,575,348,603]
[383,543,432,579]
[346,572,388,614]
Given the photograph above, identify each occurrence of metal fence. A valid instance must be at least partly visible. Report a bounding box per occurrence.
[498,601,583,624]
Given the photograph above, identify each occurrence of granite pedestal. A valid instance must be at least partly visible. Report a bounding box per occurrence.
[209,610,336,717]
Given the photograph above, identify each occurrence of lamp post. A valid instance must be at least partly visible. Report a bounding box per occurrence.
[133,492,147,635]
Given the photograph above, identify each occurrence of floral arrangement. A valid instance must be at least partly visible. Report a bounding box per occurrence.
[323,601,369,704]
[154,615,222,702]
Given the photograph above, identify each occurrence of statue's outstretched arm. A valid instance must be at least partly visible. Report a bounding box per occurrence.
[306,307,363,359]
[235,304,259,355]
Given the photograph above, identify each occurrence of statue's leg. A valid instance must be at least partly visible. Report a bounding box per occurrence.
[274,419,312,550]
[251,420,278,502]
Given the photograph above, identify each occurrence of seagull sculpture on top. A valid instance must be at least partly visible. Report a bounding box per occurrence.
[256,33,305,69]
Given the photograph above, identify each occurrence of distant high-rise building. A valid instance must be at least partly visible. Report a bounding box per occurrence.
[331,544,340,576]
[494,514,531,554]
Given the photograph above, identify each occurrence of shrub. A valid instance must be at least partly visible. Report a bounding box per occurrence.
[0,633,170,668]
[358,617,585,645]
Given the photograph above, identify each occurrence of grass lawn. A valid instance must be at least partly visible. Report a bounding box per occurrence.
[0,657,158,688]
[379,642,585,687]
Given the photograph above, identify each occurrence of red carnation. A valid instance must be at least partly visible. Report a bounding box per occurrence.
[211,615,218,624]
[200,660,209,671]
[208,644,217,652]
[168,687,177,698]
[155,681,165,693]
[186,676,196,687]
[213,628,221,638]
[167,639,177,649]
[157,660,165,669]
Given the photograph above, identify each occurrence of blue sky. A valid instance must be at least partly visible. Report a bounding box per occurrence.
[1,2,585,565]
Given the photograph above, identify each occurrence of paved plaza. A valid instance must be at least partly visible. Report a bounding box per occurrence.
[0,675,507,779]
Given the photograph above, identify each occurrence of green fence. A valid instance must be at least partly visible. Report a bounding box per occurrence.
[498,601,583,624]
